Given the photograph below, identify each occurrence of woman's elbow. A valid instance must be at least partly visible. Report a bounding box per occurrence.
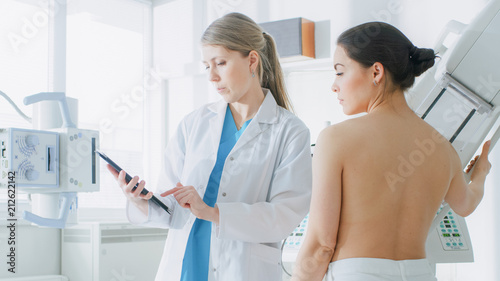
[294,244,335,274]
[454,204,477,217]
[315,244,335,262]
[449,197,481,217]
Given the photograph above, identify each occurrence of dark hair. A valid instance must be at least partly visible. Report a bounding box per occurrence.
[337,22,437,91]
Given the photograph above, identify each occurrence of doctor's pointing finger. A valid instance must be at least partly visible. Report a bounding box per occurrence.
[162,183,220,224]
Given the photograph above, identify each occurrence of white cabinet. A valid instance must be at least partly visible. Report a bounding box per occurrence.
[62,223,167,281]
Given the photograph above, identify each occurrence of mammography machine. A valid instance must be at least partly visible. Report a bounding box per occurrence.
[0,92,99,228]
[413,0,500,264]
[282,0,500,276]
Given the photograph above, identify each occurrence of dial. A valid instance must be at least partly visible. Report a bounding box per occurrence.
[25,168,39,181]
[25,135,40,147]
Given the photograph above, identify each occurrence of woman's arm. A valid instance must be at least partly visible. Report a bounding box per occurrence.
[292,126,343,281]
[445,141,491,217]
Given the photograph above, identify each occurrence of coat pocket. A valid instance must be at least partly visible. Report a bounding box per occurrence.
[249,243,282,280]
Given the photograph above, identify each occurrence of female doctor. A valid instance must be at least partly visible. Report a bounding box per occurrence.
[108,12,312,281]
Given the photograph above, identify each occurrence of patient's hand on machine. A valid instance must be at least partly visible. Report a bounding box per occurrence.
[445,141,492,217]
[465,141,492,176]
[107,164,153,216]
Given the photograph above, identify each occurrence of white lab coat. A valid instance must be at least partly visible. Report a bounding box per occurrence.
[127,89,312,281]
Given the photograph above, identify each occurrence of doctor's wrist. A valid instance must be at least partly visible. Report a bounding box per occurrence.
[199,204,220,225]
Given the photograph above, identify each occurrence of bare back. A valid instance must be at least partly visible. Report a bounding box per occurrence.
[330,110,456,261]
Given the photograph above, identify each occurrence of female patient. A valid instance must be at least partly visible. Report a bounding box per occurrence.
[292,22,492,281]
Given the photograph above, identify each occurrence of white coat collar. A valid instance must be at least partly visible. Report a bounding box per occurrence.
[207,88,280,155]
[207,88,279,124]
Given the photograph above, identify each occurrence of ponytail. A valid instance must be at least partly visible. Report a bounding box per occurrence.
[261,32,293,111]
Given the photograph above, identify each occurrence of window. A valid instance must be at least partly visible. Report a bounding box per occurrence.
[0,0,48,129]
[66,0,153,210]
[1,0,157,219]
[0,0,50,206]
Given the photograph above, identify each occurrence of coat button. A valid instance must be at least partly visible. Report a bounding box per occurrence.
[229,156,234,161]
[222,192,227,197]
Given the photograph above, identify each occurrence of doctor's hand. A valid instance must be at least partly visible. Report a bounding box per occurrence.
[106,164,153,215]
[161,183,220,224]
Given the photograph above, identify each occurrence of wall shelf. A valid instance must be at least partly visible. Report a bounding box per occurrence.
[281,57,334,74]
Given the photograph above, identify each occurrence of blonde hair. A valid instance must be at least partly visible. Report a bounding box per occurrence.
[201,12,293,111]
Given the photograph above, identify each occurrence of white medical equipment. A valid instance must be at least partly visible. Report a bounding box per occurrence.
[0,92,99,228]
[412,0,500,264]
[281,214,308,276]
[281,0,500,275]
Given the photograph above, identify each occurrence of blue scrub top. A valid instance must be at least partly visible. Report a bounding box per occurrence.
[180,105,252,281]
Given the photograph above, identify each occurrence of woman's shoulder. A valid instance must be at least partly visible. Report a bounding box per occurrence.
[321,117,365,139]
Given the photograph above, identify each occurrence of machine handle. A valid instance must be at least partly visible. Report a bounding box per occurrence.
[23,92,76,128]
[22,192,77,229]
[433,20,467,56]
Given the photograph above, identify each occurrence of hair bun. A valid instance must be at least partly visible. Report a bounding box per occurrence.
[410,47,436,77]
